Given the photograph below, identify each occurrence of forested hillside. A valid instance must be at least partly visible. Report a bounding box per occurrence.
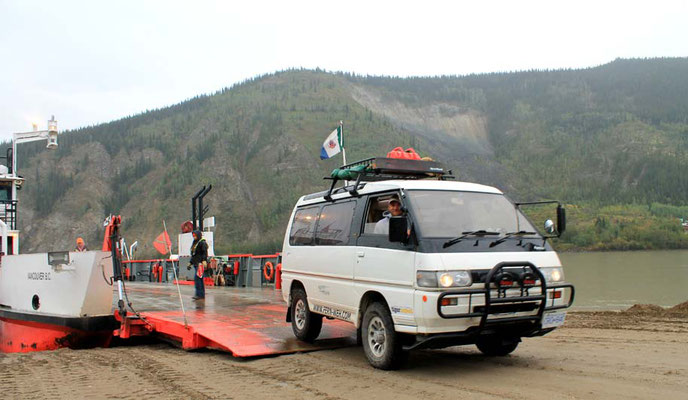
[8,58,688,255]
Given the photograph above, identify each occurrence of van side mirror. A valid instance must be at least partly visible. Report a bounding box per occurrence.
[389,216,408,243]
[556,205,566,236]
[544,219,555,234]
[517,200,566,238]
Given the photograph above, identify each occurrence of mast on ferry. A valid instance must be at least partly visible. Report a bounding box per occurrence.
[0,116,58,255]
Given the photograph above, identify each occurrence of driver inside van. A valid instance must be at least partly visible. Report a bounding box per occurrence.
[374,198,403,235]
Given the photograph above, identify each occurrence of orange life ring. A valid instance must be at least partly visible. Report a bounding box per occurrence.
[263,261,274,281]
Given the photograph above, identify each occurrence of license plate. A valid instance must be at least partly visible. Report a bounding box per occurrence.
[541,311,566,328]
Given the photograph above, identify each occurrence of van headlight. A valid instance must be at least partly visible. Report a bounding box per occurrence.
[417,270,472,288]
[540,267,564,283]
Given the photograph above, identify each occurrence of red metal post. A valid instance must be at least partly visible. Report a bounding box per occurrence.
[275,263,282,290]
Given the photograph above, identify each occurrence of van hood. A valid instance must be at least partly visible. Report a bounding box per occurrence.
[416,251,562,271]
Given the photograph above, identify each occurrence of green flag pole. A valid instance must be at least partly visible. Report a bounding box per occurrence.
[340,120,347,166]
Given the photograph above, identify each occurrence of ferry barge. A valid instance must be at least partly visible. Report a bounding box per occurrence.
[0,117,117,352]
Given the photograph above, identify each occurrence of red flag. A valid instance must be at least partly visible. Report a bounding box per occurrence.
[153,231,172,255]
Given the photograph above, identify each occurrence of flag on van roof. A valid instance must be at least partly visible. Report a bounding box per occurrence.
[320,126,342,160]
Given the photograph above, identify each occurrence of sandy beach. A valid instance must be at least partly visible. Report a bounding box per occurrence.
[1,304,686,400]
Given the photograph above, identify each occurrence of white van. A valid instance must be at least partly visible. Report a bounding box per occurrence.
[281,157,574,369]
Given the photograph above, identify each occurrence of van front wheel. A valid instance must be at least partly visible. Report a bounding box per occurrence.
[362,303,407,370]
[290,288,322,342]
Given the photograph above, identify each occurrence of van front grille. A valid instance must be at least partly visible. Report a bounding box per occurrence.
[473,302,539,314]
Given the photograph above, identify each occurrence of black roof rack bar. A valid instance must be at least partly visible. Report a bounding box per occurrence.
[322,179,368,202]
[338,157,375,170]
[322,157,453,202]
[323,177,338,202]
[348,172,364,197]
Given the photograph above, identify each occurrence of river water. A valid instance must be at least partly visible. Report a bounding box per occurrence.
[560,250,688,310]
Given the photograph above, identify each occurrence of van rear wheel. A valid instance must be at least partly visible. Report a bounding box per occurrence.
[476,336,520,356]
[290,287,322,342]
[362,303,407,370]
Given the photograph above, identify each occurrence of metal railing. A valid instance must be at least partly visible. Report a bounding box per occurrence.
[0,200,17,230]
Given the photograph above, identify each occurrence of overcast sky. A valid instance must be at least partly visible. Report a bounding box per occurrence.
[1,0,687,140]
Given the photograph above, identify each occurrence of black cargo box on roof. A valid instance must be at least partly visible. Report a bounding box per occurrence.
[368,157,447,177]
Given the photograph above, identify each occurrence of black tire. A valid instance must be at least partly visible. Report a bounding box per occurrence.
[290,287,323,342]
[476,336,520,356]
[361,302,407,370]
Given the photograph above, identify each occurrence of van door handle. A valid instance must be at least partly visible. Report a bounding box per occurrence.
[357,251,365,258]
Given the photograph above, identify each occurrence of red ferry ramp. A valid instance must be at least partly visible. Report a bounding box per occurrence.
[113,282,356,357]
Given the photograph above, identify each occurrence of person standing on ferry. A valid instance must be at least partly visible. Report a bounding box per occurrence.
[189,230,207,300]
[75,237,88,252]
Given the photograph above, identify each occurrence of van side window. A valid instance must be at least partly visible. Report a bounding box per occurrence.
[289,206,319,245]
[363,193,401,235]
[315,201,356,245]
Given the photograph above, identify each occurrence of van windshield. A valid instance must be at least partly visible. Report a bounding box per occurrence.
[406,190,537,238]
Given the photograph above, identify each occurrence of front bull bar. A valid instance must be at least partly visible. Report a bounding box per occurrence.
[436,261,575,327]
[405,262,574,351]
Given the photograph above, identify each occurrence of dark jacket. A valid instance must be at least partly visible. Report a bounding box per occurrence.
[190,238,208,266]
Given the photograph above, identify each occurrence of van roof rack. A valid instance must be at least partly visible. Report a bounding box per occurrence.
[323,157,453,201]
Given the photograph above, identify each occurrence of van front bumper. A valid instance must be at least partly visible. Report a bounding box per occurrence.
[409,261,574,349]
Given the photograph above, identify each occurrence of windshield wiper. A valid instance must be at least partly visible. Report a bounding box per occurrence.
[443,230,500,248]
[489,230,538,248]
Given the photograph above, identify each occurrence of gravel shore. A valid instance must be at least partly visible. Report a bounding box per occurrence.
[1,304,686,399]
